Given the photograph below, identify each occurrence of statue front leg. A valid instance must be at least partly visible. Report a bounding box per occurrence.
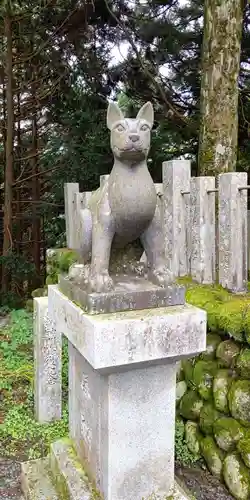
[88,219,114,293]
[141,205,173,287]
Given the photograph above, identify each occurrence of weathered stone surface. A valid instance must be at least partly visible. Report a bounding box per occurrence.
[200,436,224,479]
[213,369,231,413]
[21,457,58,500]
[68,342,177,499]
[21,445,191,499]
[237,438,250,469]
[216,339,240,368]
[34,297,62,423]
[48,285,207,372]
[163,159,191,278]
[59,273,185,314]
[185,421,201,456]
[228,380,250,427]
[218,172,248,293]
[190,176,216,284]
[50,440,93,499]
[179,391,204,420]
[223,453,250,500]
[214,417,244,452]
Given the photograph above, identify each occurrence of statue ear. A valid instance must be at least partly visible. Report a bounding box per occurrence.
[136,102,154,129]
[107,102,124,130]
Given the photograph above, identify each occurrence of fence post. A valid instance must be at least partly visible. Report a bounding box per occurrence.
[162,160,191,277]
[64,183,79,248]
[219,172,248,293]
[34,297,62,423]
[190,176,216,284]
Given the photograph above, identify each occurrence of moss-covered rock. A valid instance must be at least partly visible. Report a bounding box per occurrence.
[201,333,221,361]
[200,436,224,478]
[213,417,245,452]
[228,380,250,427]
[193,360,218,400]
[176,381,187,406]
[223,453,250,500]
[237,438,250,469]
[236,349,250,379]
[216,340,240,368]
[182,280,250,341]
[185,421,202,457]
[199,403,220,435]
[213,369,232,413]
[179,390,204,420]
[181,359,195,388]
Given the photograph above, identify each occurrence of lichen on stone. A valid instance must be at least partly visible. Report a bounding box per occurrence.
[228,380,250,427]
[179,390,204,420]
[236,348,250,379]
[223,452,250,500]
[199,402,220,435]
[216,340,240,368]
[185,420,202,457]
[201,333,221,361]
[213,417,245,452]
[200,436,225,478]
[237,437,250,469]
[193,360,218,400]
[213,369,232,413]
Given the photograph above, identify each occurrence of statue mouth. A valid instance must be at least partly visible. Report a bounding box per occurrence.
[114,146,146,154]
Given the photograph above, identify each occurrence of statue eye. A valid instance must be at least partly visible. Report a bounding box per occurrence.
[140,124,149,131]
[116,124,125,132]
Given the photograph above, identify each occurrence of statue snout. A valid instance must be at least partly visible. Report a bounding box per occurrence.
[129,133,140,143]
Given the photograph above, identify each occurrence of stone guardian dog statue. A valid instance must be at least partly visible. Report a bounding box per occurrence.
[79,101,173,292]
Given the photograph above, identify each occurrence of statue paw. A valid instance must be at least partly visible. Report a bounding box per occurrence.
[88,272,114,293]
[148,266,173,287]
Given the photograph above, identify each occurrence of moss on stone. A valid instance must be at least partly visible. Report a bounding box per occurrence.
[236,348,250,379]
[180,279,250,342]
[193,360,218,400]
[200,436,225,478]
[199,402,220,435]
[216,340,240,368]
[213,369,232,413]
[237,438,250,469]
[176,381,187,407]
[228,380,250,427]
[213,417,245,452]
[201,333,221,361]
[185,421,202,457]
[223,453,250,500]
[179,390,203,420]
[181,359,195,388]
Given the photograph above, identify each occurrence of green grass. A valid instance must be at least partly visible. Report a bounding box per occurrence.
[0,309,69,460]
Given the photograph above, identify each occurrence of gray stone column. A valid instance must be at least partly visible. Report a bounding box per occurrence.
[190,176,216,284]
[34,297,62,423]
[162,160,191,277]
[219,172,248,292]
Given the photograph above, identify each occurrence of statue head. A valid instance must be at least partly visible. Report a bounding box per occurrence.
[107,101,154,163]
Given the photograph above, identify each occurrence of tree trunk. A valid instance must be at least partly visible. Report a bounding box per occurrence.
[198,0,243,175]
[2,13,14,293]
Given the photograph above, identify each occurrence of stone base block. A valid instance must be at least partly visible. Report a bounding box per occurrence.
[59,273,185,315]
[21,439,191,500]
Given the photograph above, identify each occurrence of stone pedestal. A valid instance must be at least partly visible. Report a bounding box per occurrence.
[46,285,206,500]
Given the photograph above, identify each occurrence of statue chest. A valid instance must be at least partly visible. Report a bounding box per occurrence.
[108,170,157,237]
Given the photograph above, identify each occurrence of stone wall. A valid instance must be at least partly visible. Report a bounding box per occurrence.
[178,282,250,500]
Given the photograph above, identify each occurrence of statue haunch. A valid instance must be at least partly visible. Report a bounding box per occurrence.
[79,101,173,293]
